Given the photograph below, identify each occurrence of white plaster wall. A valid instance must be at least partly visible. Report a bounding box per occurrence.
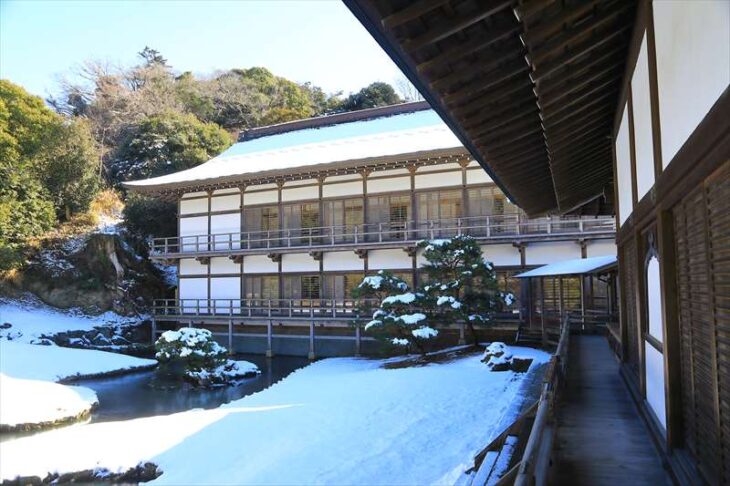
[323,181,363,198]
[526,241,581,265]
[632,35,655,200]
[212,188,239,195]
[182,191,207,199]
[285,178,318,187]
[180,198,208,215]
[281,253,319,273]
[180,216,208,251]
[211,194,240,212]
[210,257,240,275]
[323,251,364,271]
[647,257,664,342]
[180,258,208,276]
[242,255,278,274]
[417,162,463,173]
[645,342,667,429]
[616,106,633,225]
[326,174,362,183]
[211,213,241,250]
[281,185,319,202]
[481,244,521,266]
[210,277,241,313]
[368,249,411,270]
[467,168,493,185]
[414,171,462,189]
[654,1,730,166]
[372,168,410,177]
[179,278,208,313]
[586,240,617,258]
[244,190,278,206]
[367,176,411,194]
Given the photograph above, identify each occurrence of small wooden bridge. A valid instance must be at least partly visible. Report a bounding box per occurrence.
[462,317,672,485]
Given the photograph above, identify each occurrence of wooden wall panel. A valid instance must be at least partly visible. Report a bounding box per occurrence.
[673,161,729,485]
[621,237,640,379]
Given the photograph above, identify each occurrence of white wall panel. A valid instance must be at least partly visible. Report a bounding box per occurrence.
[242,255,278,274]
[417,162,462,173]
[467,168,493,185]
[180,216,208,251]
[211,194,240,212]
[323,251,364,271]
[368,249,411,270]
[632,35,655,200]
[480,244,520,266]
[281,253,319,273]
[367,176,411,194]
[210,277,241,313]
[211,213,241,250]
[179,278,208,313]
[645,343,667,429]
[244,190,278,206]
[586,240,617,258]
[210,257,240,275]
[182,191,207,199]
[180,197,208,215]
[616,106,633,225]
[647,257,664,342]
[526,241,581,265]
[180,258,208,276]
[323,181,363,198]
[654,1,730,166]
[281,185,319,202]
[414,171,462,189]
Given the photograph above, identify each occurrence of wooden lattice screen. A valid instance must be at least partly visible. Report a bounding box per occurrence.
[620,237,640,379]
[673,161,729,485]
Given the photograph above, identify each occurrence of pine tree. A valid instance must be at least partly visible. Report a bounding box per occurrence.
[417,235,514,344]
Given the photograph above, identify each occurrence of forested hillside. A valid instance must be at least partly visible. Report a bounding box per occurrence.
[0,47,412,271]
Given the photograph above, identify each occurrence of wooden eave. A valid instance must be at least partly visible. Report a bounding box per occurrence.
[344,0,637,216]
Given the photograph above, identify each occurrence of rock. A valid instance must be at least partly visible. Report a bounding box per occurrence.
[0,322,11,329]
[511,357,533,372]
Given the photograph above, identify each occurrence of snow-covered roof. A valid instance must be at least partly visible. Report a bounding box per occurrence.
[515,255,617,278]
[124,103,464,193]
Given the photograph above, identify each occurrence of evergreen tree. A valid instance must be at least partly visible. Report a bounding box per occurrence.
[342,82,402,111]
[417,235,514,344]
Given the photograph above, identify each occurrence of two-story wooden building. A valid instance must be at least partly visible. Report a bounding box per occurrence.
[125,102,616,357]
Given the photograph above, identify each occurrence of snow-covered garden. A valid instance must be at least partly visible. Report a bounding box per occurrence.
[1,345,548,484]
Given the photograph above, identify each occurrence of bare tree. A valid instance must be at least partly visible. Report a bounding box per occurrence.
[394,75,424,102]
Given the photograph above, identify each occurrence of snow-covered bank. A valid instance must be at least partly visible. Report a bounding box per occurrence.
[0,375,98,431]
[0,341,156,431]
[0,348,549,484]
[0,341,156,383]
[0,297,139,345]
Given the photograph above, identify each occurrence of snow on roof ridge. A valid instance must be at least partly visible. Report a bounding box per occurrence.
[238,100,432,142]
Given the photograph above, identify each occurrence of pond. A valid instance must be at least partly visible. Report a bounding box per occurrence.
[85,354,310,423]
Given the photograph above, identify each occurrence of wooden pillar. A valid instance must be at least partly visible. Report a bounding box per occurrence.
[228,319,233,355]
[355,325,361,356]
[308,321,316,360]
[558,276,565,323]
[540,277,546,344]
[266,320,273,358]
[151,317,157,344]
[580,276,586,331]
[458,321,466,346]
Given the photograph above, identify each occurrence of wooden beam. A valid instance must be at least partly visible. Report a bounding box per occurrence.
[430,45,525,91]
[452,79,534,118]
[382,0,449,30]
[402,0,512,52]
[538,64,623,109]
[443,60,530,105]
[535,45,624,92]
[541,76,622,120]
[468,106,541,139]
[521,0,604,45]
[542,88,618,127]
[416,24,520,73]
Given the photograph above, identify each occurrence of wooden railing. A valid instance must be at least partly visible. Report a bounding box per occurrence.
[153,298,379,319]
[467,315,571,486]
[151,215,616,256]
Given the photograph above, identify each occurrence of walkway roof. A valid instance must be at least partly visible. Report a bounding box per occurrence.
[515,255,617,278]
[123,102,472,196]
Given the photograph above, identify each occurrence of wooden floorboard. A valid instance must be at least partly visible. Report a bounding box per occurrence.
[553,335,672,485]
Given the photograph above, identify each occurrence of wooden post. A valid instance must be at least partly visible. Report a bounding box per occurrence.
[228,319,233,355]
[540,278,546,346]
[458,321,466,346]
[558,276,565,324]
[266,319,273,358]
[308,321,316,360]
[151,317,157,344]
[355,325,361,356]
[580,276,586,332]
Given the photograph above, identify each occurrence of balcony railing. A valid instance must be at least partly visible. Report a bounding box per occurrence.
[152,214,616,257]
[152,298,523,323]
[153,298,380,319]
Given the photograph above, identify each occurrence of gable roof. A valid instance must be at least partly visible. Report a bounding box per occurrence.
[123,102,477,196]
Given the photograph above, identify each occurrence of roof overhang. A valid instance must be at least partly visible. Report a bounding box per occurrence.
[344,0,637,216]
[515,255,617,278]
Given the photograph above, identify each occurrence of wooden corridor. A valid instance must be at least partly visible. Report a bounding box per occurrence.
[552,335,672,485]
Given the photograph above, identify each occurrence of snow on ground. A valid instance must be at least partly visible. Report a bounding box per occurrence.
[0,341,156,382]
[0,296,138,344]
[0,375,98,428]
[0,341,156,430]
[0,347,548,484]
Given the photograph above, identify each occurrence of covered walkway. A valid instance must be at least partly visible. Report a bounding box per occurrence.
[553,335,671,484]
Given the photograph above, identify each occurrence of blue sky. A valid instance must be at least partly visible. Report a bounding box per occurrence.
[0,0,404,98]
